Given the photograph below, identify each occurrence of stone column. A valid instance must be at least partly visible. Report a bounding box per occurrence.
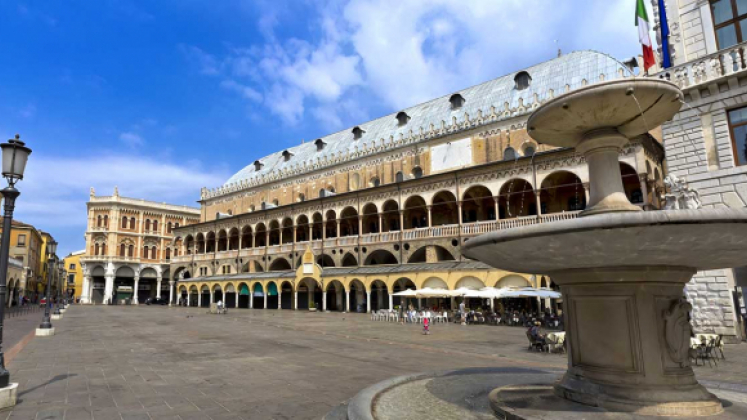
[358,216,363,237]
[168,281,174,306]
[336,220,341,237]
[494,197,500,220]
[308,225,313,241]
[426,205,432,227]
[366,291,371,313]
[156,275,162,299]
[250,291,254,309]
[345,290,350,312]
[81,275,91,304]
[263,292,267,309]
[133,276,140,304]
[103,274,114,305]
[535,191,542,216]
[235,294,239,308]
[252,233,256,248]
[639,174,650,207]
[399,210,404,231]
[378,214,383,233]
[198,291,202,307]
[582,182,590,204]
[457,202,463,224]
[278,291,282,310]
[294,291,298,310]
[388,294,393,311]
[322,292,327,311]
[210,289,214,304]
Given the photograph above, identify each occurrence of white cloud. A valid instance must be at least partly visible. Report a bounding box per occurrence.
[220,79,263,102]
[119,132,144,148]
[180,44,221,75]
[13,152,228,256]
[185,0,641,128]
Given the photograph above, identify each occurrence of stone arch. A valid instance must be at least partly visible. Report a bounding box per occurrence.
[116,266,135,277]
[268,220,281,246]
[312,212,324,240]
[281,217,293,244]
[340,206,359,237]
[297,277,321,310]
[495,275,531,288]
[403,195,427,229]
[228,227,240,250]
[316,254,335,268]
[269,257,292,272]
[237,282,250,308]
[196,233,206,253]
[325,280,346,312]
[241,225,253,249]
[381,200,400,232]
[341,252,358,267]
[348,279,366,312]
[370,279,389,311]
[620,162,642,204]
[325,210,337,238]
[361,203,379,234]
[462,185,495,223]
[296,215,310,242]
[408,245,455,263]
[421,277,448,289]
[206,231,216,253]
[455,276,485,290]
[280,280,294,309]
[540,170,585,213]
[431,190,458,226]
[255,223,267,247]
[266,281,279,308]
[498,179,536,218]
[364,249,398,266]
[217,229,228,252]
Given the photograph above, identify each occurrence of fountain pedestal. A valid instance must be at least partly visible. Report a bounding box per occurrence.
[463,78,747,417]
[554,267,719,416]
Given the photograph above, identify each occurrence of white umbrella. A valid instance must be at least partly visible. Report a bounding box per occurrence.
[392,289,417,296]
[463,288,498,298]
[502,287,561,299]
[416,287,454,298]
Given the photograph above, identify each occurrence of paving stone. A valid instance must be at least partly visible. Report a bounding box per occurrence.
[0,306,743,420]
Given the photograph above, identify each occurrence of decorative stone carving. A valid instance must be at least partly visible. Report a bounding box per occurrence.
[663,298,694,368]
[662,174,701,210]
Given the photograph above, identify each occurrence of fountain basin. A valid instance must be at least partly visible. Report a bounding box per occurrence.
[462,208,747,273]
[463,208,747,416]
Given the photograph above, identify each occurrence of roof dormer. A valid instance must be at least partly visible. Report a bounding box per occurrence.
[514,71,531,90]
[396,111,410,126]
[449,93,465,110]
[282,150,294,161]
[253,160,264,171]
[352,126,365,140]
[315,138,326,151]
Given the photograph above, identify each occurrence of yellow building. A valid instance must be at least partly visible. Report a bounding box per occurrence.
[166,51,666,314]
[5,257,25,307]
[0,218,45,300]
[63,250,84,301]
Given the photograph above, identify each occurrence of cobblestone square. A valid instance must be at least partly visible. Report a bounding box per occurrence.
[0,306,745,420]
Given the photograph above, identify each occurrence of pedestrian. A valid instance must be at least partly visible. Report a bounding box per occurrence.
[459,300,466,325]
[422,315,430,335]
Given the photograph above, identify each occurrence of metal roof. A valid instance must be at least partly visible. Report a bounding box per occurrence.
[223,50,631,188]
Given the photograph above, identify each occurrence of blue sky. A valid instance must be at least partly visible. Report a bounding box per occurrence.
[0,0,647,256]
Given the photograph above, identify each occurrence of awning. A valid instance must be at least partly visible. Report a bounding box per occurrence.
[240,284,250,295]
[253,283,264,297]
[267,282,278,296]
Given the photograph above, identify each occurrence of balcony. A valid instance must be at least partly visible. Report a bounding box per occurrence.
[655,42,747,91]
[172,212,581,261]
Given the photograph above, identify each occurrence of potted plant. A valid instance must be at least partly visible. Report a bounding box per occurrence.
[309,300,317,312]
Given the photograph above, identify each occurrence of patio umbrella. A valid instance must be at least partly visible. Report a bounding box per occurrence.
[416,287,454,298]
[502,287,561,299]
[392,289,417,296]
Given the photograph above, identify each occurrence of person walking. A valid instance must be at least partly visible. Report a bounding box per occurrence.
[459,300,466,325]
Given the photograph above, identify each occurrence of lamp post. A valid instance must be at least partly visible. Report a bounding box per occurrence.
[39,241,57,329]
[53,259,62,316]
[0,135,31,389]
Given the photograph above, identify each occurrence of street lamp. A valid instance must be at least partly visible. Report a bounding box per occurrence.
[0,134,31,389]
[53,260,62,316]
[39,240,57,330]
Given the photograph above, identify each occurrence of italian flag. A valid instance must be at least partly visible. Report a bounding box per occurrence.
[636,0,656,71]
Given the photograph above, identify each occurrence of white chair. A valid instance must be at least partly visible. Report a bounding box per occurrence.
[370,310,377,321]
[434,312,443,323]
[390,310,399,322]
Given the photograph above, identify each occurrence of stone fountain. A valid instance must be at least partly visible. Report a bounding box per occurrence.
[462,78,747,417]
